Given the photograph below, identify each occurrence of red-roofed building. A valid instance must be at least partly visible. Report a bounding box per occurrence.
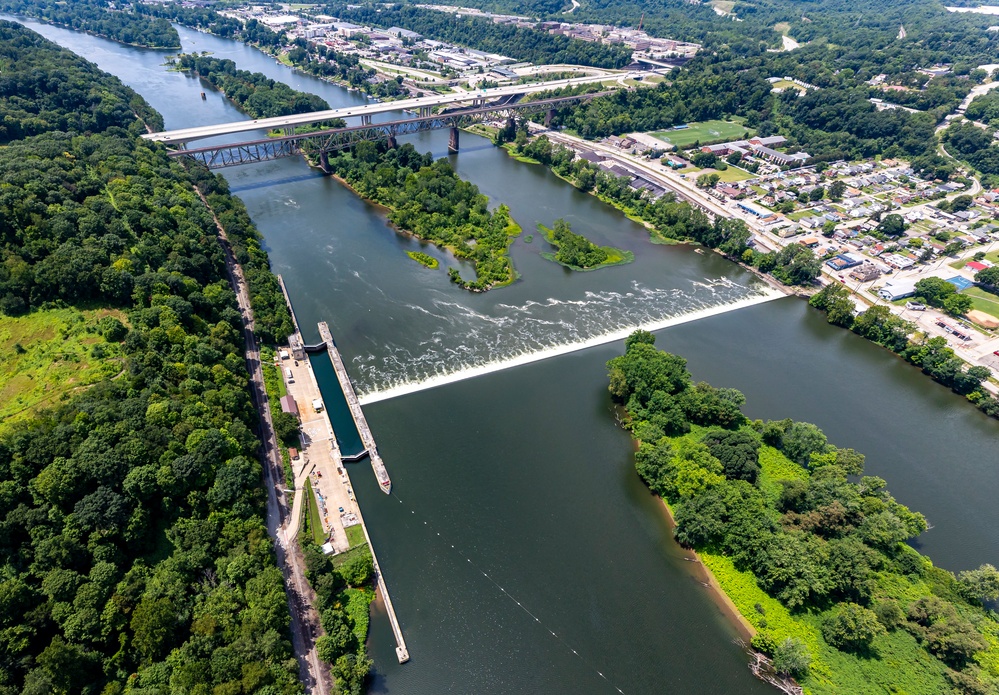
[966,261,989,272]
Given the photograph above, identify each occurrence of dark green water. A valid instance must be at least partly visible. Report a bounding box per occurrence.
[12,17,999,694]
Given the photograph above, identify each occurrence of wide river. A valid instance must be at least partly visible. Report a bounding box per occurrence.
[13,18,999,694]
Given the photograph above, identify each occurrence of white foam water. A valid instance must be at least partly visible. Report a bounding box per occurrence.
[358,289,785,404]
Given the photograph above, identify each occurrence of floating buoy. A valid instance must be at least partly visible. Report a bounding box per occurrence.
[201,92,206,100]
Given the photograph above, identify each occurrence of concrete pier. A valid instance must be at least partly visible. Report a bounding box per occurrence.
[276,281,408,664]
[317,322,392,494]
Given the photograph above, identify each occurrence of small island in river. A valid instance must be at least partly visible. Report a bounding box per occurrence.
[406,250,439,269]
[539,218,634,271]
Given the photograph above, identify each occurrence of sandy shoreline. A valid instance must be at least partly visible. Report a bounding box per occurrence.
[653,495,757,644]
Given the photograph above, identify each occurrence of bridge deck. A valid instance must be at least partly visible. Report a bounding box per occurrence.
[142,73,625,144]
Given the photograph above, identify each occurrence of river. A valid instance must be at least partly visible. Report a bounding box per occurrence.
[11,17,999,694]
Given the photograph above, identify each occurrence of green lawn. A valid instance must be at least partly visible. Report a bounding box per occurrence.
[651,119,753,148]
[788,209,817,221]
[713,167,754,182]
[771,79,807,93]
[345,524,367,548]
[961,286,999,320]
[0,308,126,433]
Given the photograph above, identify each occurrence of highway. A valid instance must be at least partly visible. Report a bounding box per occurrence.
[141,73,625,145]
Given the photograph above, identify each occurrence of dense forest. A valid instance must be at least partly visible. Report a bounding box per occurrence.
[0,21,309,693]
[323,4,634,69]
[173,53,333,120]
[0,20,162,143]
[0,0,179,48]
[323,141,520,290]
[609,331,999,694]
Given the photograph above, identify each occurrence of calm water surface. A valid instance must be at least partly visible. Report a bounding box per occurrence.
[13,17,999,693]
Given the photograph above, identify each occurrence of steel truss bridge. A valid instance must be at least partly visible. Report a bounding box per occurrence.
[165,91,613,170]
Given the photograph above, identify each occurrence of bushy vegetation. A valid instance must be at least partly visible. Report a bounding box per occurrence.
[0,20,162,143]
[0,23,310,693]
[324,141,521,290]
[539,218,632,270]
[0,0,179,48]
[302,543,375,694]
[609,331,999,693]
[809,284,999,419]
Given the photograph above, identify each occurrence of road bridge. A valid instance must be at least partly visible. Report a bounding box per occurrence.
[167,91,614,170]
[142,73,624,146]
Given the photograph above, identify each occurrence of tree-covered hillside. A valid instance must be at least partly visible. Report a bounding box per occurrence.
[0,21,302,693]
[0,0,179,49]
[0,20,162,142]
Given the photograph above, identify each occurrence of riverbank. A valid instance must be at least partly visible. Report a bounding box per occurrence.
[610,335,999,694]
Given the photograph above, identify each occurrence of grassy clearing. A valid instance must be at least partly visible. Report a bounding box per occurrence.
[772,79,807,93]
[788,209,817,221]
[774,21,792,34]
[712,167,754,182]
[651,119,753,149]
[756,444,807,505]
[961,286,999,319]
[302,479,328,546]
[0,308,126,432]
[345,524,367,548]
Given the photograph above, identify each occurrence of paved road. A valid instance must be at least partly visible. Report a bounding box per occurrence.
[195,187,329,695]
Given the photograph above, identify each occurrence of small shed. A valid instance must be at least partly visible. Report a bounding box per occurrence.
[289,447,299,460]
[280,395,299,416]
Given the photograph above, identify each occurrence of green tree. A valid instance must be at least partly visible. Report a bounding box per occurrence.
[975,266,999,289]
[943,293,972,316]
[772,637,811,679]
[876,213,906,237]
[702,429,761,483]
[809,283,855,327]
[822,603,885,652]
[914,277,956,308]
[781,421,828,466]
[958,564,999,604]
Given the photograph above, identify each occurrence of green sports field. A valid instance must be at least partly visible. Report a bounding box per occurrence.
[652,119,753,148]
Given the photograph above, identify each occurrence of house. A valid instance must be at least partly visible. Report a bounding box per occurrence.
[850,263,881,282]
[878,279,918,301]
[966,261,990,273]
[576,149,605,164]
[280,395,299,416]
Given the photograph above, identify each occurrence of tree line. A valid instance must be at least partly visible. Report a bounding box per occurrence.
[322,140,520,290]
[0,0,179,48]
[810,282,999,420]
[0,22,311,693]
[173,54,332,120]
[609,330,999,693]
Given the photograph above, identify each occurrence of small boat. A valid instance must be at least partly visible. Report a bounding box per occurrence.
[200,92,206,100]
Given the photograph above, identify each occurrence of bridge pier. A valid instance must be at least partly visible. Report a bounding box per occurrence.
[361,114,372,126]
[319,149,331,175]
[506,115,516,132]
[545,108,555,128]
[386,135,397,149]
[448,126,459,153]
